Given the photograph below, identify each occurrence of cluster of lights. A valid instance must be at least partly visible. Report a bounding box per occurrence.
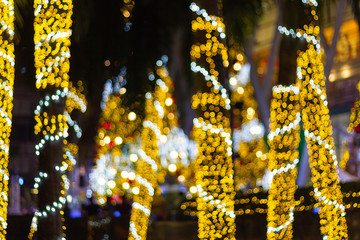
[91,67,141,203]
[182,185,360,217]
[266,84,301,239]
[128,89,162,240]
[121,0,135,32]
[129,56,191,239]
[267,1,348,239]
[229,61,268,189]
[297,13,348,240]
[348,83,360,133]
[190,2,236,239]
[29,1,88,239]
[0,0,14,238]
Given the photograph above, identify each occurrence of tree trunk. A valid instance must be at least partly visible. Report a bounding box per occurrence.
[191,0,236,239]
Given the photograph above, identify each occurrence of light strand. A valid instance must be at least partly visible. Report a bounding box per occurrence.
[0,0,14,237]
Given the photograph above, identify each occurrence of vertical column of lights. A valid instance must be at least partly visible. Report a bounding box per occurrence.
[121,0,135,32]
[266,85,301,239]
[0,0,14,238]
[229,62,268,189]
[29,0,74,239]
[128,72,166,240]
[29,84,86,240]
[190,2,236,239]
[91,70,142,204]
[62,81,87,238]
[153,57,182,176]
[296,0,348,238]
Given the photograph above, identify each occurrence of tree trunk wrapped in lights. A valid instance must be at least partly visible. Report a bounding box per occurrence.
[128,92,163,240]
[190,1,236,239]
[0,0,15,238]
[266,84,301,239]
[29,0,74,239]
[297,1,347,238]
[267,0,348,239]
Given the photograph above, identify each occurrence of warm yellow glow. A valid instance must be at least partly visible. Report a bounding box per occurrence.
[115,136,123,145]
[189,186,197,194]
[0,0,15,238]
[178,175,185,183]
[120,87,127,94]
[128,112,137,121]
[108,180,116,189]
[132,187,139,195]
[229,77,237,86]
[233,62,242,71]
[123,182,130,189]
[267,2,348,239]
[130,153,138,162]
[121,171,128,179]
[190,2,236,239]
[128,172,136,181]
[165,97,173,106]
[104,136,111,144]
[168,164,177,173]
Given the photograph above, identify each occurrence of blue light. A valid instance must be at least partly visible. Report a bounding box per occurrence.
[18,177,24,186]
[70,210,82,218]
[113,211,121,217]
[313,207,320,214]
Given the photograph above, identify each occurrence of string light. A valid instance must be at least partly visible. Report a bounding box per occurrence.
[0,0,14,238]
[121,0,135,32]
[267,1,348,239]
[29,1,88,239]
[266,84,301,239]
[182,184,360,217]
[190,2,236,239]
[128,84,162,240]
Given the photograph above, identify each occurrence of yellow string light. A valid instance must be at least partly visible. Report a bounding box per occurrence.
[29,0,75,239]
[0,0,15,238]
[267,1,348,239]
[267,85,301,239]
[190,2,236,239]
[128,87,163,240]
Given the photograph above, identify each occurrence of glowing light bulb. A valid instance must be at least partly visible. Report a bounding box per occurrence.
[229,77,237,86]
[160,135,167,144]
[107,180,116,189]
[121,171,129,179]
[237,87,244,95]
[178,175,185,183]
[104,136,111,144]
[165,98,173,106]
[123,182,130,189]
[130,154,138,162]
[128,112,136,121]
[168,164,177,173]
[189,186,197,194]
[115,136,123,145]
[170,151,178,159]
[233,62,242,71]
[128,172,136,180]
[132,187,139,195]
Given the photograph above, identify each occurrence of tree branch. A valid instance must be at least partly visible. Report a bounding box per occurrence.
[263,0,282,102]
